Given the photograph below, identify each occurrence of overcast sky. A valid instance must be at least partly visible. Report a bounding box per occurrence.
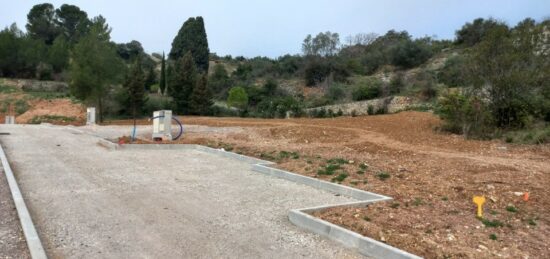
[1,0,549,58]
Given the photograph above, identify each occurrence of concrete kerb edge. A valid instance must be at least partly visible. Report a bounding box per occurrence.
[0,144,48,259]
[114,143,421,258]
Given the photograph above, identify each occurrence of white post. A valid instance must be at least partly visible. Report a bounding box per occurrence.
[5,116,15,124]
[152,110,172,141]
[86,107,96,125]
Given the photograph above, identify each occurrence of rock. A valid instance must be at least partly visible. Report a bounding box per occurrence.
[447,234,455,241]
[348,160,354,164]
[489,196,498,202]
[478,244,488,250]
[487,184,495,190]
[513,192,523,196]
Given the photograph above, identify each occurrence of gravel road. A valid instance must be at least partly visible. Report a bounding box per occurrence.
[0,124,361,258]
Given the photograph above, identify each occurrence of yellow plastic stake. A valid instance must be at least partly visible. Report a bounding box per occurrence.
[473,196,486,218]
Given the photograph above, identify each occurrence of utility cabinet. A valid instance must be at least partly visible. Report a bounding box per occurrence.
[152,110,172,141]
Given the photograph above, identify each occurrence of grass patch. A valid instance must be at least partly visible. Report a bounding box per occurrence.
[279,150,299,159]
[326,158,348,164]
[489,233,498,240]
[503,126,550,144]
[356,170,365,174]
[363,216,371,222]
[28,115,77,124]
[331,173,348,183]
[506,205,518,213]
[480,218,504,228]
[376,171,391,180]
[390,202,400,208]
[26,91,69,100]
[14,99,29,115]
[413,198,424,206]
[0,84,18,93]
[359,163,368,170]
[260,152,276,161]
[441,196,448,201]
[528,218,537,226]
[317,163,341,175]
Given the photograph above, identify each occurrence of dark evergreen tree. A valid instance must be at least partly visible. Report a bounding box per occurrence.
[169,51,197,114]
[144,65,156,91]
[169,17,209,73]
[123,57,147,118]
[55,4,90,44]
[26,3,60,44]
[189,74,213,115]
[159,52,166,95]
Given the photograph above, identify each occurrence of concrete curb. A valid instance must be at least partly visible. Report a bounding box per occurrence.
[0,144,48,259]
[113,143,421,258]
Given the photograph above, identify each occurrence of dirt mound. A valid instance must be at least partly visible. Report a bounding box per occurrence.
[16,99,85,125]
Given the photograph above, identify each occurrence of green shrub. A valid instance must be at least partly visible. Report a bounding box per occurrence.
[436,91,494,138]
[29,115,77,124]
[352,84,381,101]
[14,99,29,114]
[367,105,374,115]
[332,173,348,183]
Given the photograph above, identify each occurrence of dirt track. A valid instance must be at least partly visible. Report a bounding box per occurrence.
[107,111,550,258]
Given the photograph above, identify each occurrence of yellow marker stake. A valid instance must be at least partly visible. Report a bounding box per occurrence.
[473,196,486,218]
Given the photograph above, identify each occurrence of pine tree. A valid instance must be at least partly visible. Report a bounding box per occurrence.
[169,51,197,114]
[144,65,156,91]
[169,17,209,73]
[189,74,213,115]
[159,52,166,95]
[123,57,146,118]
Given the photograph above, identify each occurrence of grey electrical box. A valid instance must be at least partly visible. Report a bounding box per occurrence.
[152,110,172,141]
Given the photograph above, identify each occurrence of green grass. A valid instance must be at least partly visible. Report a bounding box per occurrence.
[376,171,391,180]
[528,218,537,226]
[489,233,498,240]
[28,115,77,124]
[14,99,29,115]
[326,158,348,164]
[390,202,400,208]
[331,173,348,183]
[413,198,424,206]
[504,126,550,144]
[480,218,504,228]
[359,163,368,170]
[0,84,18,93]
[279,151,299,159]
[317,163,341,175]
[441,196,448,201]
[260,152,276,161]
[363,216,371,222]
[506,205,518,213]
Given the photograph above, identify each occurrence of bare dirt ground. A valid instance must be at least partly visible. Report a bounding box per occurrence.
[106,111,550,258]
[0,167,30,259]
[15,99,85,124]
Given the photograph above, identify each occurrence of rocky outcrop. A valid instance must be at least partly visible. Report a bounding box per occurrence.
[306,96,421,116]
[3,78,68,92]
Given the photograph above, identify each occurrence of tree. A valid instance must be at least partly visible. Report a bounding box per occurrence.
[455,18,502,46]
[189,74,213,115]
[302,31,340,56]
[169,52,197,113]
[169,17,210,73]
[123,57,147,118]
[227,87,248,110]
[48,36,69,72]
[159,52,166,95]
[69,17,124,122]
[390,39,433,68]
[26,3,59,44]
[144,65,156,91]
[55,4,89,44]
[208,63,230,97]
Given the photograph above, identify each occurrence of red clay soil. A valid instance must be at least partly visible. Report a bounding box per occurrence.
[16,99,85,125]
[115,111,549,259]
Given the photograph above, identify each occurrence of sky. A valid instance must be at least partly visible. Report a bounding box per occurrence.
[1,0,549,58]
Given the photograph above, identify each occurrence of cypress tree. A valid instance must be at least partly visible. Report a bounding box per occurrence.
[169,17,209,73]
[159,52,166,95]
[189,74,213,115]
[123,57,146,118]
[169,51,197,114]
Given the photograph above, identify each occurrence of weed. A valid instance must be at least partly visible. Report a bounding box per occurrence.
[363,216,371,222]
[413,198,424,206]
[317,164,341,175]
[490,210,498,215]
[0,85,18,93]
[506,205,518,213]
[306,159,312,164]
[350,180,359,186]
[376,171,390,180]
[28,115,76,124]
[327,158,347,164]
[356,170,365,174]
[441,196,448,201]
[14,99,29,115]
[480,218,504,228]
[363,180,368,184]
[528,218,537,226]
[260,152,276,161]
[278,150,298,159]
[359,163,368,170]
[390,203,400,209]
[331,173,348,183]
[489,233,498,240]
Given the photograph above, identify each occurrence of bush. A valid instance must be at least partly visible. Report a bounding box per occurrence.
[227,86,248,110]
[367,105,374,115]
[326,84,345,101]
[305,59,331,86]
[436,91,493,138]
[352,85,380,101]
[143,95,173,115]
